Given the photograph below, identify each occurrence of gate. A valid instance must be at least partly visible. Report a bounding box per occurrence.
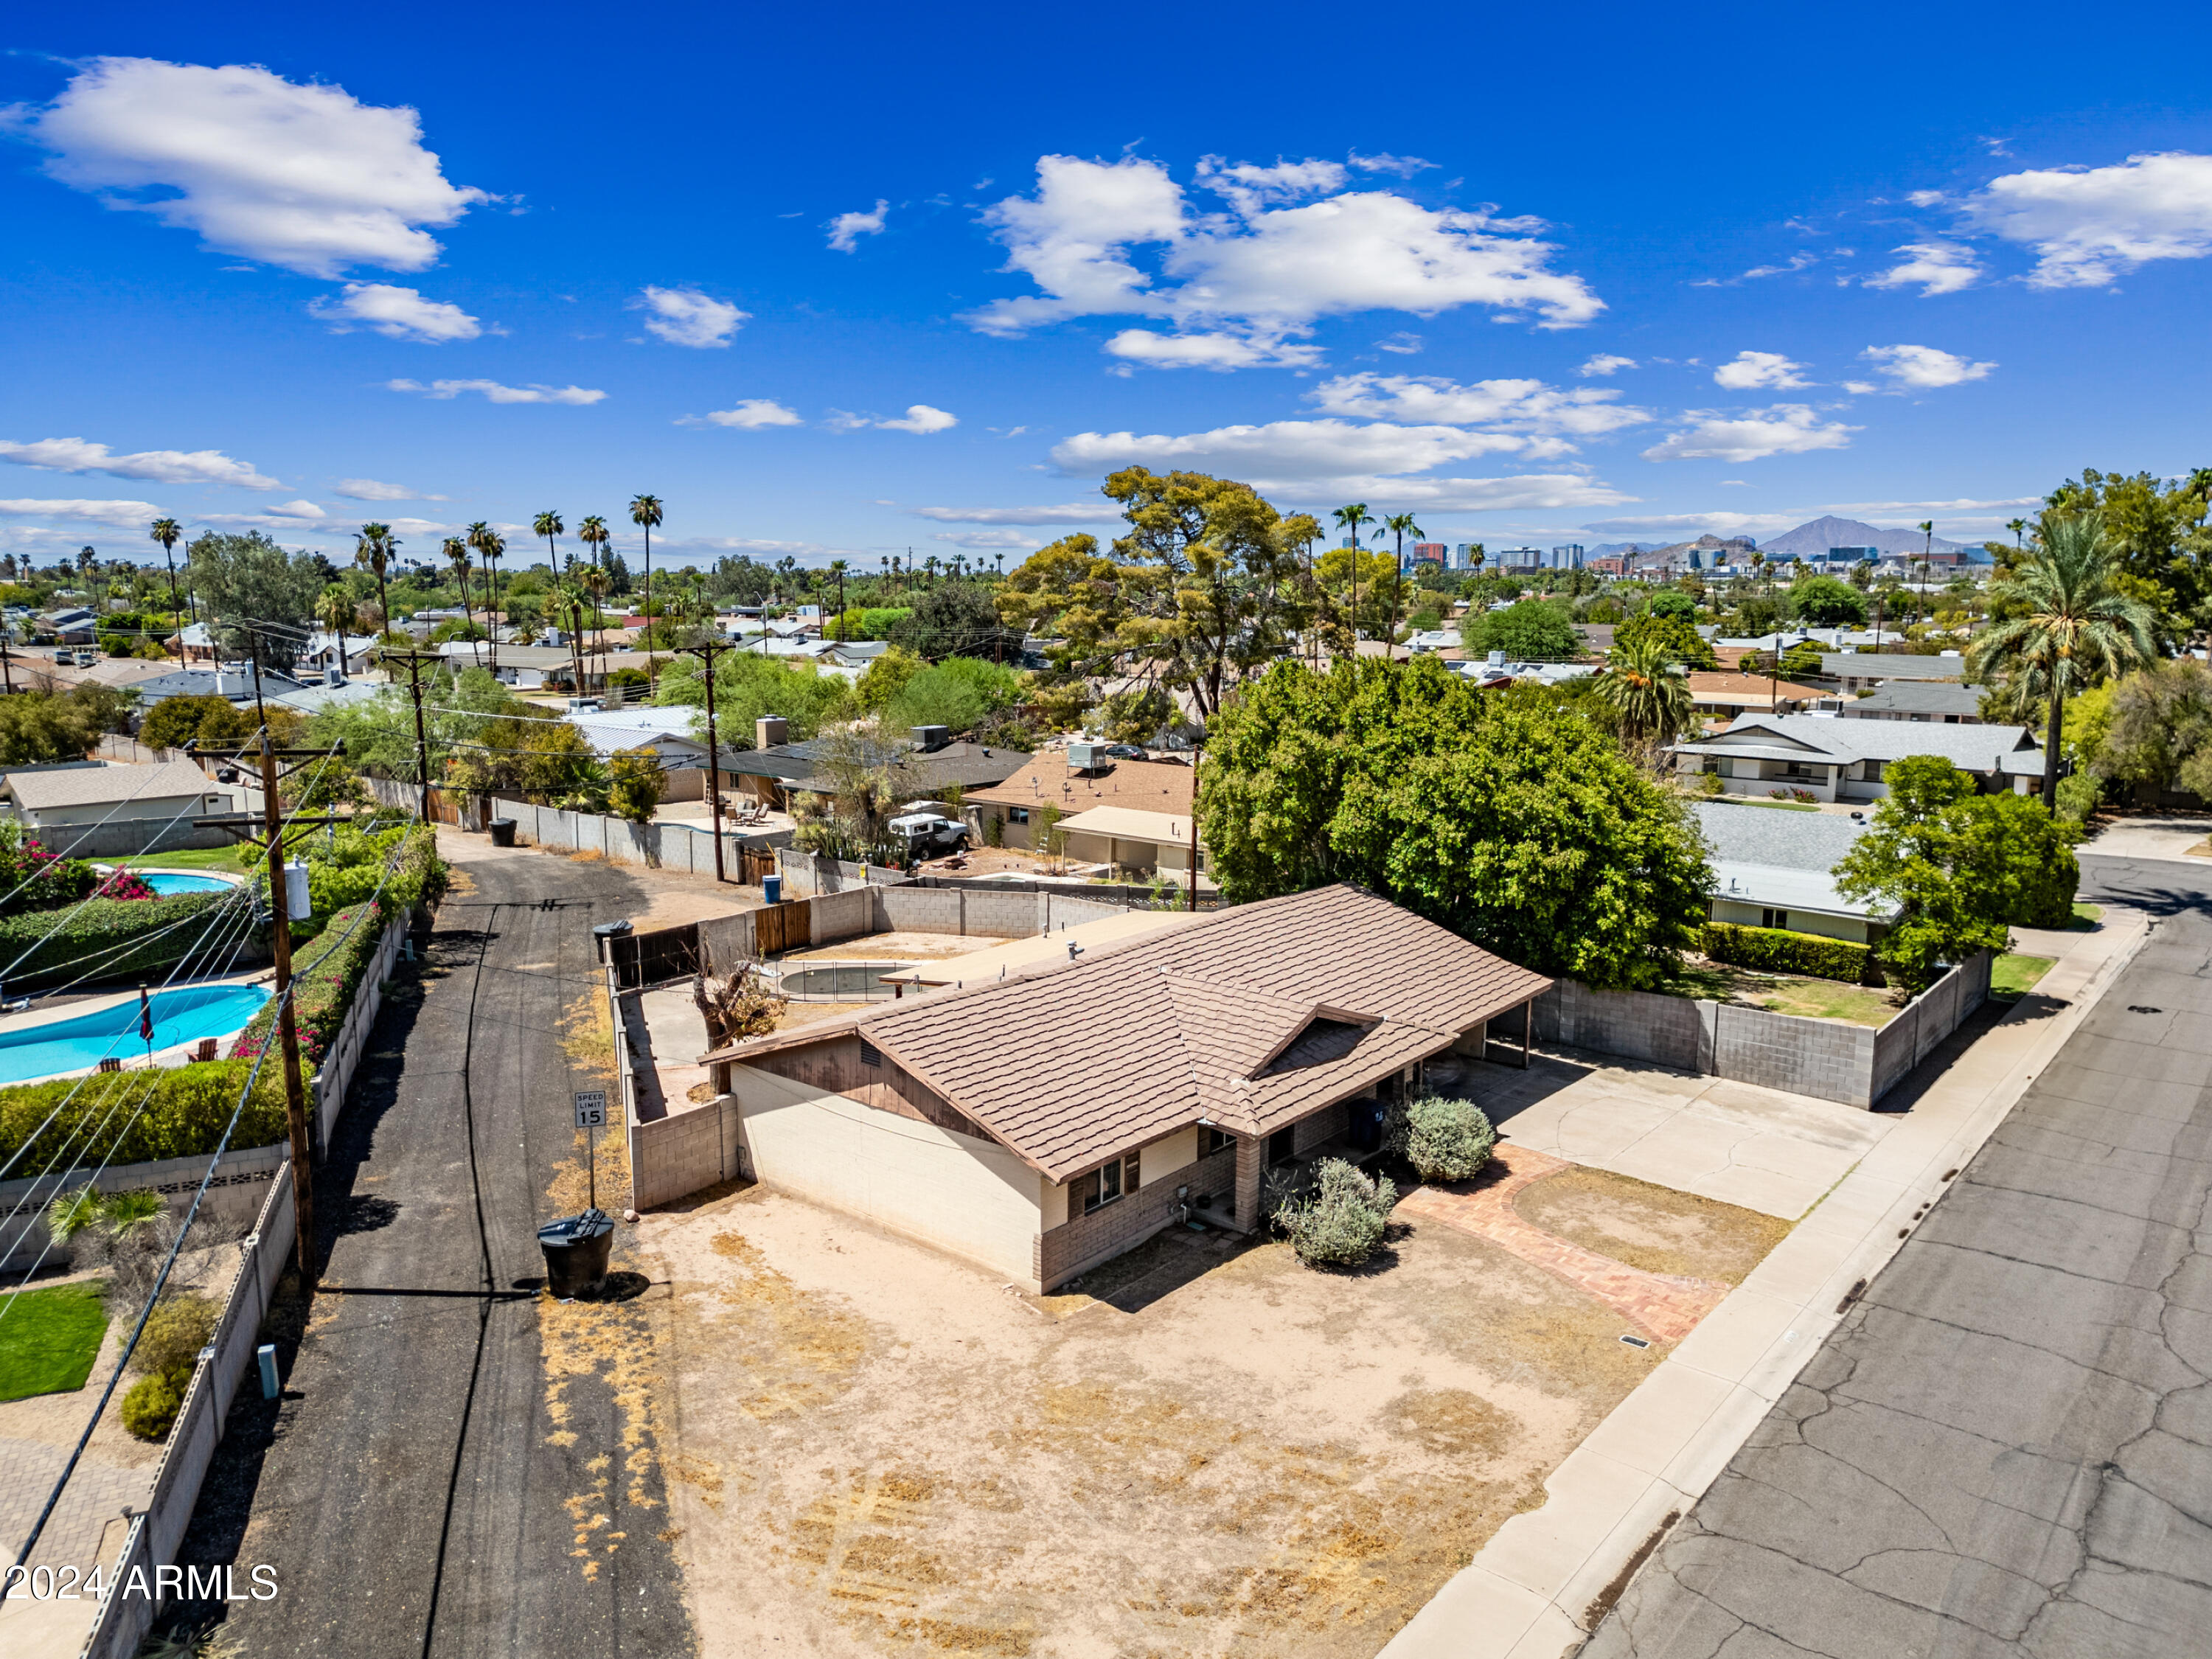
[609,922,700,990]
[739,846,777,885]
[751,900,809,957]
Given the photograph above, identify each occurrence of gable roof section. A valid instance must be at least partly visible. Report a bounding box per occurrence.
[1677,714,2042,773]
[967,751,1195,815]
[4,760,222,811]
[709,884,1551,1180]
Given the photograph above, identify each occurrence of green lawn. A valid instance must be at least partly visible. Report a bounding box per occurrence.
[2068,902,2104,931]
[1991,953,2058,1000]
[1667,962,1900,1026]
[0,1279,109,1401]
[119,845,257,874]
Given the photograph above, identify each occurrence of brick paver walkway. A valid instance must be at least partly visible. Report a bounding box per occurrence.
[0,1435,149,1571]
[1397,1146,1728,1343]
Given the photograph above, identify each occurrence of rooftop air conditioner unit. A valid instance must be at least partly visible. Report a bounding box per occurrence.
[1066,741,1105,771]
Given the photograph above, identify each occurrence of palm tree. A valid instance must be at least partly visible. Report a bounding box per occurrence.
[442,535,478,665]
[147,518,183,634]
[1331,504,1374,643]
[2006,518,2028,552]
[77,546,97,595]
[1967,511,2157,813]
[827,558,849,639]
[1595,633,1693,742]
[923,554,940,586]
[316,587,359,681]
[1374,511,1425,638]
[629,494,663,687]
[535,509,565,580]
[465,522,505,675]
[578,563,611,664]
[355,522,397,661]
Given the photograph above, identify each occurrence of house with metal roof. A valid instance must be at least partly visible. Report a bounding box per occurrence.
[1691,800,1888,942]
[698,883,1552,1291]
[1672,714,2043,803]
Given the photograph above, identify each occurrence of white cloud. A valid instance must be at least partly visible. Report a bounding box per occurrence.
[1691,252,1818,287]
[309,282,482,342]
[1860,344,1996,388]
[386,379,606,405]
[1347,152,1436,179]
[1581,512,1801,536]
[1959,150,2212,288]
[932,529,1039,549]
[910,504,1108,524]
[11,58,486,276]
[1642,406,1857,463]
[876,405,959,434]
[681,399,804,429]
[1579,354,1636,377]
[1374,332,1423,355]
[1863,240,1983,296]
[826,199,889,251]
[1046,419,1632,509]
[964,153,1601,364]
[630,287,748,347]
[0,497,165,529]
[1103,330,1322,369]
[1310,373,1650,440]
[334,478,444,501]
[0,436,280,489]
[1840,380,1880,394]
[1712,351,1811,390]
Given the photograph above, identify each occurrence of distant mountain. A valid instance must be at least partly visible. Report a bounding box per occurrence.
[1758,515,1968,560]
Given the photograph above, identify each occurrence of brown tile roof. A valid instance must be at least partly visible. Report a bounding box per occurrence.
[707,884,1551,1181]
[966,751,1194,815]
[1686,672,1825,705]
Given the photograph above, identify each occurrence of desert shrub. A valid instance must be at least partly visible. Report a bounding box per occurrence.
[131,1293,220,1379]
[982,812,1004,848]
[1275,1158,1397,1268]
[121,1368,185,1441]
[1704,922,1879,985]
[1397,1095,1498,1182]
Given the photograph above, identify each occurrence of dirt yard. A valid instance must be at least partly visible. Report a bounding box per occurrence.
[641,1163,1787,1659]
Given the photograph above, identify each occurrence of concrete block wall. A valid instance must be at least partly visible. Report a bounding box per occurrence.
[630,1093,748,1210]
[1534,980,1705,1072]
[808,886,875,947]
[0,1141,287,1274]
[1711,1004,1879,1107]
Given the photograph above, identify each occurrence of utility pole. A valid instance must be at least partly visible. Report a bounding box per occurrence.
[676,639,731,883]
[1186,748,1200,913]
[0,636,13,695]
[257,730,316,1286]
[381,649,442,823]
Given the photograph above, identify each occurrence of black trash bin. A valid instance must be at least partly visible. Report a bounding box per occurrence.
[538,1208,613,1298]
[489,817,517,847]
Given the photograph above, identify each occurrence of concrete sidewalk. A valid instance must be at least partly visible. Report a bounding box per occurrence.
[1379,905,2153,1659]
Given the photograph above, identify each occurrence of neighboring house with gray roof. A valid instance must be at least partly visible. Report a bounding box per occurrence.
[1672,714,2043,804]
[0,760,234,830]
[698,883,1553,1293]
[1691,800,1889,942]
[1840,679,1986,723]
[1815,652,1967,694]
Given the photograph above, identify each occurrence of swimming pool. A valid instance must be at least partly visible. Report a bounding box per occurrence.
[0,984,271,1084]
[136,871,238,896]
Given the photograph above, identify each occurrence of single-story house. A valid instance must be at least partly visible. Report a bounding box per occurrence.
[1840,680,1986,723]
[128,664,309,714]
[0,760,234,830]
[1685,672,1826,722]
[723,728,1029,811]
[698,883,1553,1293]
[965,751,1197,868]
[1691,799,1888,942]
[1672,714,2044,803]
[1812,652,1966,695]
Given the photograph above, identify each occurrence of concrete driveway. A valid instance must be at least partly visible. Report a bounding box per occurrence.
[1466,1051,1891,1221]
[2077,812,2212,863]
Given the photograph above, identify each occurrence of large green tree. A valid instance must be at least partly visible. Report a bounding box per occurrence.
[997,468,1318,720]
[2043,466,2212,626]
[1200,658,1711,989]
[1611,611,1717,669]
[1788,574,1870,628]
[184,532,324,674]
[1834,754,2079,991]
[1460,599,1582,663]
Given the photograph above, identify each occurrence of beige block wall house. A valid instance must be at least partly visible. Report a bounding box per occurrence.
[700,884,1551,1293]
[967,752,1196,863]
[1672,714,2045,804]
[0,760,232,828]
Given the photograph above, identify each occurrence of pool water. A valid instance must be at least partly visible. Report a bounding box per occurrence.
[0,984,271,1083]
[137,871,236,896]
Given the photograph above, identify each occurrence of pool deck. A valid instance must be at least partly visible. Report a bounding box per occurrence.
[0,968,276,1083]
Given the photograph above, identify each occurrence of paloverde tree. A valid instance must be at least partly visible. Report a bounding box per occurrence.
[630,494,664,687]
[995,467,1320,723]
[1967,510,2157,813]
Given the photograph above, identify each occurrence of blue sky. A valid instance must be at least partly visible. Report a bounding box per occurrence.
[2,1,2210,574]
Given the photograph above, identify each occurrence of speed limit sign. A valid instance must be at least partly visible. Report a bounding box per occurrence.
[573,1091,608,1129]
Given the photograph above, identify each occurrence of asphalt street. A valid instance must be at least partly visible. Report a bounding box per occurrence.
[1585,851,2212,1658]
[173,848,696,1658]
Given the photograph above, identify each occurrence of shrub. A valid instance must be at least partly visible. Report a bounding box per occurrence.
[1397,1095,1498,1182]
[131,1293,220,1379]
[232,893,408,1069]
[1276,1158,1397,1268]
[0,1060,288,1169]
[1705,922,1879,985]
[982,812,1004,849]
[0,891,233,989]
[121,1367,185,1441]
[1789,787,1817,804]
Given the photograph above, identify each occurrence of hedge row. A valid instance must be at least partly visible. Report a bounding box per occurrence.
[0,891,260,992]
[1704,921,1880,985]
[0,1057,287,1170]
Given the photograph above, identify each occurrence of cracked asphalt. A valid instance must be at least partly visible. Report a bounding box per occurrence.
[1585,855,2212,1659]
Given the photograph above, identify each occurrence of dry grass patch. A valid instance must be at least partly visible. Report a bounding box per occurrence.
[1514,1166,1790,1284]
